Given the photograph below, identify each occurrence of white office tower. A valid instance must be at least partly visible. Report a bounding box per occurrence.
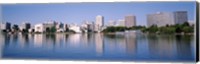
[95,15,104,32]
[147,12,175,27]
[174,11,188,24]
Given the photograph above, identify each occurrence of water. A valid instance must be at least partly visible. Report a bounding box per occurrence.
[0,32,195,62]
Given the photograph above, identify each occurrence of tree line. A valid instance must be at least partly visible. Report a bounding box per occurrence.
[103,22,194,34]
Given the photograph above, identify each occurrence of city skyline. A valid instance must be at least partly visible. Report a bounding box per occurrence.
[1,2,196,26]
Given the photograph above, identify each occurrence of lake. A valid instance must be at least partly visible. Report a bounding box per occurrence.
[0,32,195,62]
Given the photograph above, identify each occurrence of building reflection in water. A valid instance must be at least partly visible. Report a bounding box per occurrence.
[125,32,137,56]
[19,34,30,48]
[1,32,194,61]
[34,34,44,47]
[147,34,188,59]
[68,34,81,47]
[175,35,193,59]
[81,33,89,47]
[115,34,126,54]
[45,34,56,49]
[0,33,5,58]
[3,34,10,47]
[103,32,136,56]
[95,33,104,56]
[55,33,65,47]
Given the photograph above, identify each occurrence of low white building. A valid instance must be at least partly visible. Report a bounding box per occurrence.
[108,20,116,27]
[56,28,64,32]
[118,19,125,27]
[69,24,82,33]
[34,23,44,32]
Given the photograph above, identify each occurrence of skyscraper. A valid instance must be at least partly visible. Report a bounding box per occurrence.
[0,22,11,31]
[147,12,175,27]
[125,15,136,28]
[95,15,104,32]
[21,22,31,30]
[174,11,188,24]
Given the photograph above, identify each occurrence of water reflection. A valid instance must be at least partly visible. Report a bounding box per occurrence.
[175,35,193,60]
[0,32,4,58]
[34,34,44,47]
[147,35,177,59]
[125,32,137,56]
[95,33,104,56]
[1,32,195,61]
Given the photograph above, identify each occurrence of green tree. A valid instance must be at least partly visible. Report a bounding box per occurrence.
[12,24,19,32]
[46,27,50,33]
[148,25,158,33]
[50,26,56,33]
[182,26,193,33]
[182,22,190,27]
[163,27,176,34]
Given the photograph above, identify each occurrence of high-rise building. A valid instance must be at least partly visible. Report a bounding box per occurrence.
[95,15,104,32]
[64,24,69,32]
[88,21,95,32]
[21,22,31,30]
[95,15,104,27]
[56,22,64,29]
[147,12,175,27]
[174,11,188,24]
[0,22,11,31]
[125,15,136,28]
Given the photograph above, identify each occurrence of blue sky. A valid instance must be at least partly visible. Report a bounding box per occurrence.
[1,2,196,26]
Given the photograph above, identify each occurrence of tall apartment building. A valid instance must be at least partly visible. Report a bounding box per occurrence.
[21,22,31,30]
[147,12,175,27]
[125,15,136,28]
[174,11,188,24]
[95,15,104,32]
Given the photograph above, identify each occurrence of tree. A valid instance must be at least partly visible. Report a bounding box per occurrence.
[22,29,28,33]
[102,26,126,32]
[161,27,176,34]
[182,26,193,33]
[50,26,56,33]
[46,27,50,33]
[12,24,19,32]
[148,25,158,33]
[182,22,190,27]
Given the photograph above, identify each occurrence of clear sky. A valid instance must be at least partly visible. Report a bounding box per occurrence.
[1,2,196,26]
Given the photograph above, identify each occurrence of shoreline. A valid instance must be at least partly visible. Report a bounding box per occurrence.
[1,31,194,35]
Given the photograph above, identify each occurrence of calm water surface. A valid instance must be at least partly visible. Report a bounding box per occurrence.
[0,32,195,62]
